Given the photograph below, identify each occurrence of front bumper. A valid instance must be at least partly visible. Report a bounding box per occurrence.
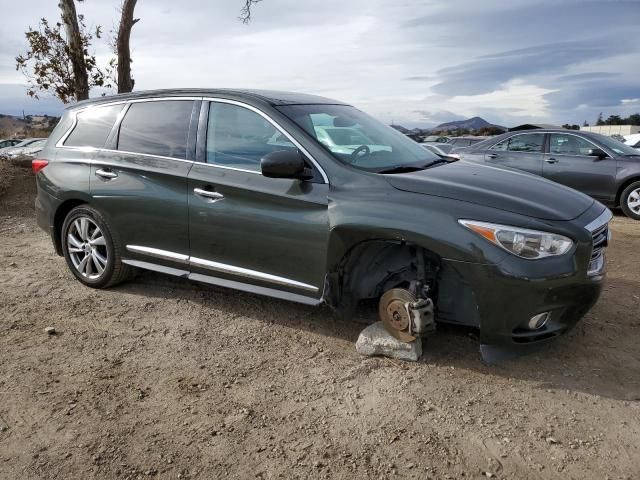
[444,257,604,348]
[437,208,611,358]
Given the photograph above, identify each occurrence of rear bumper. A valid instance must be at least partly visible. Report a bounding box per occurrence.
[35,179,60,253]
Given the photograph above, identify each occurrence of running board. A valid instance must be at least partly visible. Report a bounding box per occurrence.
[122,259,323,306]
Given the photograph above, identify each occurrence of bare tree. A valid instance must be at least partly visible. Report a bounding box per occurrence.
[239,0,262,23]
[15,8,108,103]
[58,0,90,100]
[114,0,139,93]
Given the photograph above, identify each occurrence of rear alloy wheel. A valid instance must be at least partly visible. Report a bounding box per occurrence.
[61,206,132,288]
[67,217,108,279]
[620,181,640,220]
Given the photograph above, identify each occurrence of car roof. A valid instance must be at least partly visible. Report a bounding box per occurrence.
[481,129,616,144]
[69,88,348,110]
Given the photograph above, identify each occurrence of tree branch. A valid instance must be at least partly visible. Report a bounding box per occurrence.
[116,0,138,93]
[239,0,262,24]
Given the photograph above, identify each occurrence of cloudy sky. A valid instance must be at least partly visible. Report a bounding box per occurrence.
[1,0,639,127]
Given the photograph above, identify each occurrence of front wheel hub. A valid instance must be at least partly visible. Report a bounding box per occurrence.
[379,288,418,342]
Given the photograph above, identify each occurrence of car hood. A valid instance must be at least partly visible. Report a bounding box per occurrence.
[384,161,594,221]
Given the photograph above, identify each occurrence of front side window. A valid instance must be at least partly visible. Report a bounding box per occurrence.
[206,102,296,172]
[277,104,438,173]
[549,134,596,156]
[64,104,123,148]
[591,133,639,156]
[117,100,193,159]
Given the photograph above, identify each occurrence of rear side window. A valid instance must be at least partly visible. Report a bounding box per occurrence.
[64,104,123,148]
[491,133,545,153]
[117,101,193,159]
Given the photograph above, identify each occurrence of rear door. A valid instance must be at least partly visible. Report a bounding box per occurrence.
[542,133,616,202]
[187,100,329,298]
[484,133,545,175]
[90,99,198,268]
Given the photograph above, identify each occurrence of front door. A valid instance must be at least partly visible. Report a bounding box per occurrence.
[542,133,616,203]
[484,132,545,175]
[188,100,329,297]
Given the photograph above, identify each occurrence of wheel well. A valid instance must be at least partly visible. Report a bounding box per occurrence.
[53,199,87,255]
[327,240,440,312]
[616,177,640,206]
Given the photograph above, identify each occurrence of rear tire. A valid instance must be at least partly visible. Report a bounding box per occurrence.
[61,205,133,288]
[620,181,640,220]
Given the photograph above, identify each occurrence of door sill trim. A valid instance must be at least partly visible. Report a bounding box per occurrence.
[122,258,323,306]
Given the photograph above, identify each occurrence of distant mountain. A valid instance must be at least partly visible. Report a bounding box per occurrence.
[0,113,59,138]
[390,124,410,134]
[432,116,502,132]
[391,117,507,136]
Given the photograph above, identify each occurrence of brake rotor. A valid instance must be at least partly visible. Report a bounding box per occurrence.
[379,288,417,342]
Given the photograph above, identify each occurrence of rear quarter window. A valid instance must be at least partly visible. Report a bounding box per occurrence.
[64,104,123,148]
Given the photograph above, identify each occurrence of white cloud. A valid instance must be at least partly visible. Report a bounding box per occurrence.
[446,80,556,120]
[0,0,638,125]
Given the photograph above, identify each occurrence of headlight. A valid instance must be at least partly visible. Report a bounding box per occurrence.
[459,220,573,259]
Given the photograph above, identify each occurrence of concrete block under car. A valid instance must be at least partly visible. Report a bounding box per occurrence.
[355,321,422,362]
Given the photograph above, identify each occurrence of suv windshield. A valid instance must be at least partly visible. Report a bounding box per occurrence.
[592,133,640,156]
[277,104,440,173]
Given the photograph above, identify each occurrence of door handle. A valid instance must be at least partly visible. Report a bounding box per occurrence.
[487,153,498,159]
[545,158,558,164]
[96,168,118,179]
[194,187,224,202]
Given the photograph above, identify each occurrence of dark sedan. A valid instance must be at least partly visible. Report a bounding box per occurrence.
[454,129,640,219]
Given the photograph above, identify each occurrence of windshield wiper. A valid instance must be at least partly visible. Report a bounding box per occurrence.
[423,157,456,168]
[378,158,457,174]
[377,165,427,174]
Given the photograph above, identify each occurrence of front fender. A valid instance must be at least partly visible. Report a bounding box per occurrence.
[325,188,510,274]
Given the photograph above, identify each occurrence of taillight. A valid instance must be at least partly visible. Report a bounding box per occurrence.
[32,159,49,175]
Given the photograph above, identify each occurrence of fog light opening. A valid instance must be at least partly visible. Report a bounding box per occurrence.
[528,312,550,330]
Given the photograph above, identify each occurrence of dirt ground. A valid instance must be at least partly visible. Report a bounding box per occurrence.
[1,168,639,480]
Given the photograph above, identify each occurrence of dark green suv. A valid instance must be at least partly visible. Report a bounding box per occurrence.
[34,89,612,354]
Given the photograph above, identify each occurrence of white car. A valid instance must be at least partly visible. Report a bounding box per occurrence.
[0,138,46,158]
[624,133,640,151]
[268,126,392,156]
[313,126,391,155]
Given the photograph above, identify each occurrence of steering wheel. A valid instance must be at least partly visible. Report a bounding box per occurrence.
[350,145,370,162]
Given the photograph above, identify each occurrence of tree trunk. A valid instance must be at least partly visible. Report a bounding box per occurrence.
[58,0,89,101]
[117,0,139,93]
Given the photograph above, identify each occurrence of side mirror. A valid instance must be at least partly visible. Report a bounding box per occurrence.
[261,150,313,180]
[588,148,607,159]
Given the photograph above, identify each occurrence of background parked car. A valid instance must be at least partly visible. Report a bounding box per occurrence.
[420,142,455,156]
[0,138,46,159]
[422,135,449,143]
[6,139,48,167]
[446,136,488,148]
[624,133,640,151]
[456,129,640,219]
[0,138,23,149]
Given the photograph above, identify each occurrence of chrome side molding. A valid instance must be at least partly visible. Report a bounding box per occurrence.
[126,245,189,264]
[126,244,318,293]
